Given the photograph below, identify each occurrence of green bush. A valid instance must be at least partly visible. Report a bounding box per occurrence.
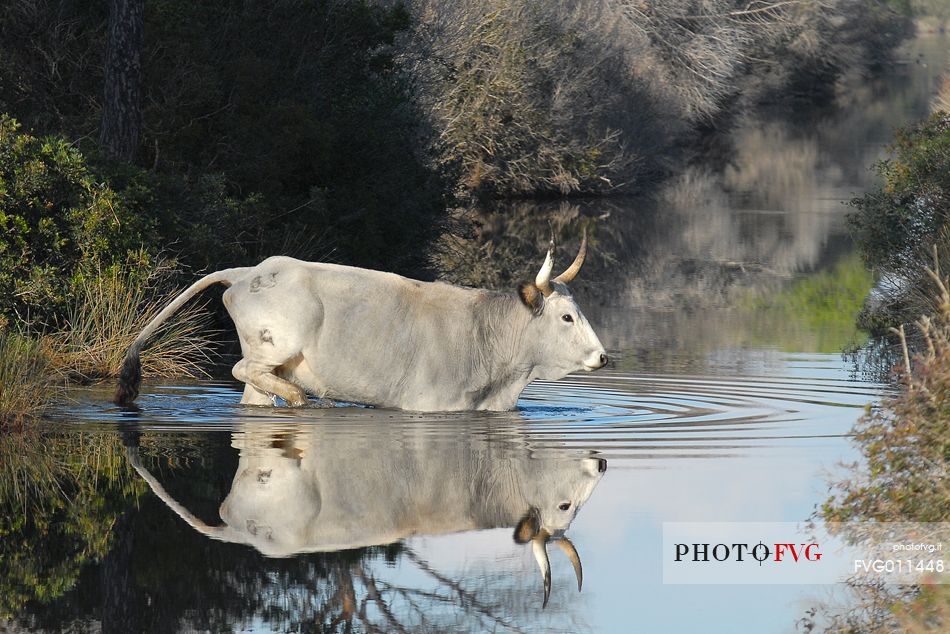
[0,116,156,327]
[850,112,950,331]
[0,1,447,279]
[851,112,950,274]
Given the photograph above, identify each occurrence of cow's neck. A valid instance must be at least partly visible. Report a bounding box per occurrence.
[467,291,536,409]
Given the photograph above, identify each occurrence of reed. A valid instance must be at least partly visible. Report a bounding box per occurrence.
[0,331,54,428]
[933,72,950,114]
[47,263,217,382]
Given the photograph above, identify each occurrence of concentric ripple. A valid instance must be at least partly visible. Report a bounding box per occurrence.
[520,369,884,456]
[54,352,886,461]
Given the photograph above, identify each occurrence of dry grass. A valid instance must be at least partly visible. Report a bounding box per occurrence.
[0,262,218,425]
[47,264,217,382]
[818,252,950,632]
[0,331,54,427]
[933,72,950,114]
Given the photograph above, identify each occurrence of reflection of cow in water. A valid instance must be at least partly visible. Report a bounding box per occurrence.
[127,423,606,607]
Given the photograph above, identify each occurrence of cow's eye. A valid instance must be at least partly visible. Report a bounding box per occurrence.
[558,502,571,511]
[561,314,574,323]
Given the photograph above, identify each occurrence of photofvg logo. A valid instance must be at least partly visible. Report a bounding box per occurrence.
[674,541,823,564]
[662,522,950,585]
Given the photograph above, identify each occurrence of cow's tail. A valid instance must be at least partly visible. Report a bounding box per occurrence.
[113,267,251,406]
[125,444,226,537]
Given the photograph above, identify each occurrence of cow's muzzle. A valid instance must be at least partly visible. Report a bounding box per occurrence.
[584,351,609,370]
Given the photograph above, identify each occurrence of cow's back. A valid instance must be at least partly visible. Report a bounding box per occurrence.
[222,256,486,409]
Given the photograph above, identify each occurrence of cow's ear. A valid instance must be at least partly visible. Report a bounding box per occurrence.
[513,510,540,544]
[518,283,544,315]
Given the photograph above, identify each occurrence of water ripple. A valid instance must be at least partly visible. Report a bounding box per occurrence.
[53,354,887,461]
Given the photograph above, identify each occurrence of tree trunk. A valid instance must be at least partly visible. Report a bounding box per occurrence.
[100,0,143,162]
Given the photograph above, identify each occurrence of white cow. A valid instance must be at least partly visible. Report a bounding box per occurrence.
[126,422,607,607]
[115,235,607,411]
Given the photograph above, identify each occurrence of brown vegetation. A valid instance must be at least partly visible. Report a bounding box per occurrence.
[47,263,216,383]
[0,331,54,428]
[403,0,910,198]
[818,258,950,632]
[0,262,216,426]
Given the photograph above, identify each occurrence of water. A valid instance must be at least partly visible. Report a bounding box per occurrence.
[3,34,948,633]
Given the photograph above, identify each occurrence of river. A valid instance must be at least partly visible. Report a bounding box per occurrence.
[3,33,948,634]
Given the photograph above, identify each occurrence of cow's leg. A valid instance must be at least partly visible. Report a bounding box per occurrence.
[232,359,308,407]
[240,383,275,406]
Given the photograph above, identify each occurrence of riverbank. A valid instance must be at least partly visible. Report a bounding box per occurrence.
[816,266,950,632]
[0,4,932,426]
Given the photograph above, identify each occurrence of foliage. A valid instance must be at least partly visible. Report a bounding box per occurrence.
[817,266,950,632]
[0,116,155,327]
[741,253,874,353]
[0,0,446,278]
[850,112,950,332]
[0,429,144,620]
[406,0,654,197]
[0,119,218,403]
[0,330,54,427]
[135,0,444,274]
[851,112,950,276]
[823,267,950,524]
[405,0,912,199]
[435,201,597,288]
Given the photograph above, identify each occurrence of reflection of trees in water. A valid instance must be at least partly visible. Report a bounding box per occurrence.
[437,38,950,319]
[435,201,600,290]
[433,92,920,362]
[326,548,582,633]
[438,114,850,307]
[440,113,848,311]
[0,429,143,624]
[2,425,596,633]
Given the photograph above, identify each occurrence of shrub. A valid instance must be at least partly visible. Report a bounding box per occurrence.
[851,113,950,278]
[406,0,667,198]
[0,116,156,328]
[823,264,950,524]
[0,1,448,279]
[817,264,950,633]
[850,112,950,332]
[405,0,911,199]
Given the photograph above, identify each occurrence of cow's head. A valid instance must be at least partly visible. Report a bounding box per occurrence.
[512,455,607,608]
[518,232,608,380]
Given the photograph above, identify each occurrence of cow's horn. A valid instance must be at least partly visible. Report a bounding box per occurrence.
[555,537,583,592]
[554,230,587,284]
[126,448,225,538]
[532,531,553,608]
[535,239,555,297]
